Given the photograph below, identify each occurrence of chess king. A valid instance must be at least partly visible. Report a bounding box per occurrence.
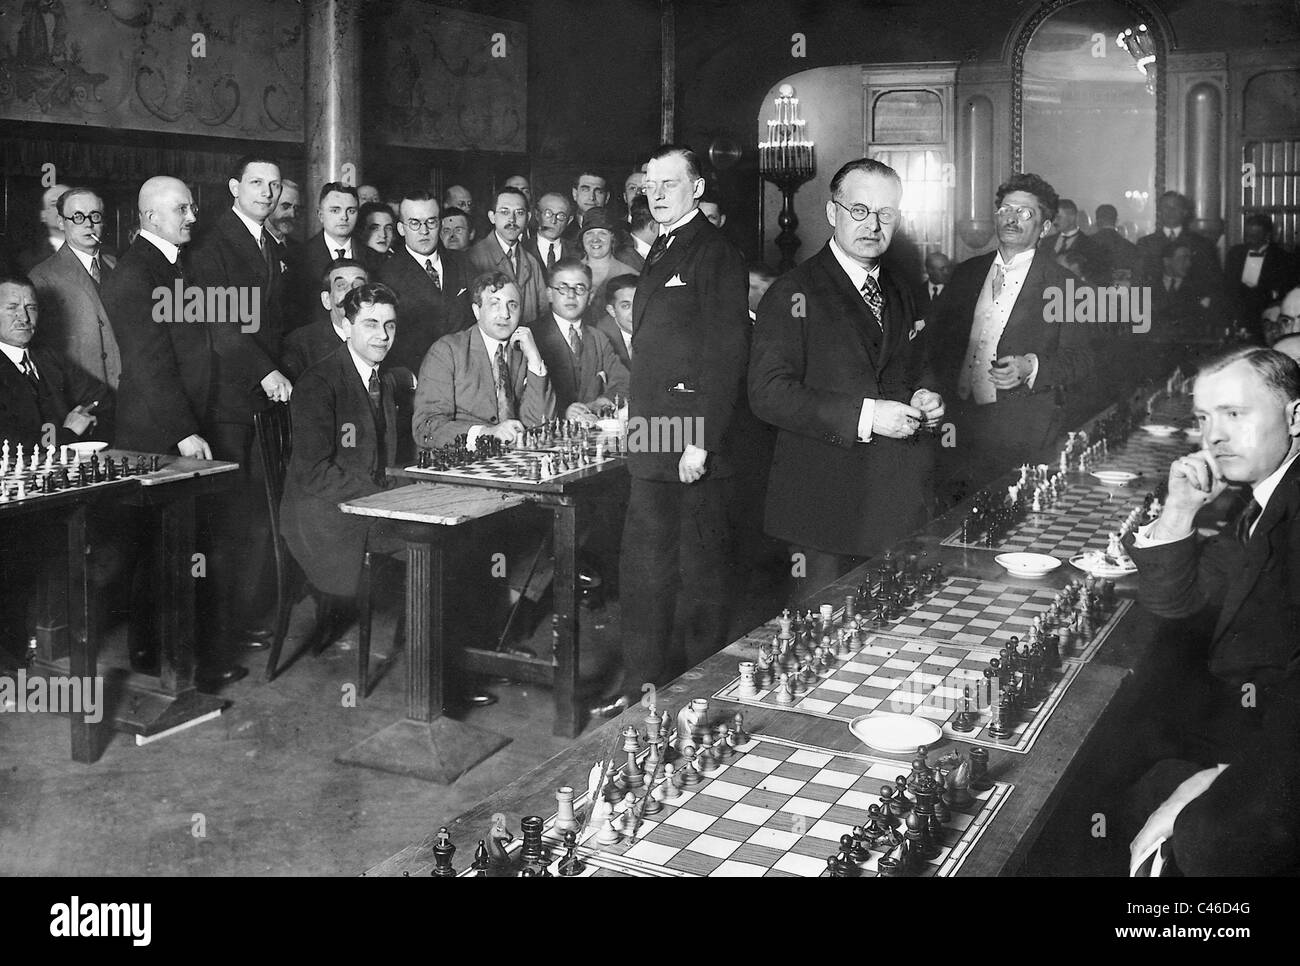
[1125,346,1300,875]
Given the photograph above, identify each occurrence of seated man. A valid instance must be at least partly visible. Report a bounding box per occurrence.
[1151,236,1217,337]
[412,272,554,450]
[529,258,628,421]
[281,257,368,380]
[1124,346,1300,875]
[594,273,636,370]
[0,274,102,447]
[280,282,401,598]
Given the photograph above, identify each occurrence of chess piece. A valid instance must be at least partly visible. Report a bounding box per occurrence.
[431,827,456,877]
[659,761,682,800]
[488,817,514,870]
[737,660,758,698]
[952,686,976,733]
[557,829,585,876]
[678,745,702,785]
[946,759,974,807]
[593,798,621,845]
[470,840,491,876]
[775,672,794,704]
[619,725,645,789]
[554,786,580,833]
[731,712,749,746]
[968,746,994,791]
[519,815,548,868]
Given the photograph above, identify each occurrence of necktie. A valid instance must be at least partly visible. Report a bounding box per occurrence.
[21,351,40,390]
[546,242,557,270]
[494,342,516,421]
[1055,235,1066,255]
[1235,497,1262,546]
[335,248,346,259]
[1247,250,1265,258]
[506,247,517,276]
[931,284,939,300]
[860,275,884,328]
[425,258,441,290]
[259,231,275,278]
[568,324,582,358]
[88,255,101,286]
[367,368,382,413]
[992,264,1006,300]
[646,233,670,268]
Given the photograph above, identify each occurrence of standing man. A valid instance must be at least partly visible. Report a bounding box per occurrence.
[915,251,952,317]
[930,173,1094,495]
[527,192,577,271]
[16,183,70,272]
[1225,214,1297,336]
[1091,203,1140,283]
[594,145,750,716]
[439,208,475,252]
[1039,198,1104,280]
[266,178,305,330]
[303,183,366,326]
[750,158,944,594]
[614,196,656,272]
[466,187,547,324]
[1137,190,1221,287]
[29,188,121,436]
[564,170,609,242]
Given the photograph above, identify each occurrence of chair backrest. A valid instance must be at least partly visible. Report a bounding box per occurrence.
[253,402,293,528]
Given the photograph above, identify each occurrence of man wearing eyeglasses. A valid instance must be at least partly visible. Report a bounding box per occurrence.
[930,172,1093,497]
[750,157,943,597]
[526,193,578,272]
[29,188,122,434]
[467,187,547,323]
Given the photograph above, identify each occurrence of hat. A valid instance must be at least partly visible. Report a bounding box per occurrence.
[580,207,616,235]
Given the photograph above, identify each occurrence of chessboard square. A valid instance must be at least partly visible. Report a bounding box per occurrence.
[706,817,761,841]
[837,789,876,811]
[722,802,777,826]
[788,833,836,858]
[885,689,924,707]
[679,793,731,816]
[909,609,944,620]
[865,762,902,781]
[731,753,782,774]
[925,654,961,668]
[930,621,966,633]
[969,618,1004,630]
[793,781,843,804]
[711,859,769,877]
[839,693,882,710]
[781,796,832,818]
[685,833,741,859]
[788,749,834,768]
[806,818,855,842]
[771,761,819,782]
[811,767,858,789]
[949,607,981,618]
[951,632,986,645]
[799,697,839,714]
[697,778,754,803]
[774,851,829,877]
[662,808,717,832]
[910,668,947,688]
[730,738,761,754]
[664,850,727,875]
[822,803,863,826]
[883,656,921,670]
[817,678,857,694]
[739,787,791,811]
[756,774,806,796]
[947,810,975,831]
[643,823,701,848]
[731,842,786,868]
[748,826,802,851]
[624,840,680,865]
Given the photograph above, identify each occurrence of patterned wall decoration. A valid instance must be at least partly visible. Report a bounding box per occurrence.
[0,0,304,141]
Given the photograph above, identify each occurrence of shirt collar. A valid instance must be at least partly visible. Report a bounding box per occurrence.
[494,233,516,256]
[634,235,652,257]
[138,229,180,264]
[0,342,28,369]
[345,343,379,388]
[406,245,440,270]
[659,207,700,237]
[829,236,880,291]
[1251,450,1300,517]
[68,245,97,274]
[231,205,265,243]
[1060,229,1079,239]
[479,327,508,358]
[995,246,1037,273]
[323,233,351,256]
[1165,226,1182,239]
[553,312,582,336]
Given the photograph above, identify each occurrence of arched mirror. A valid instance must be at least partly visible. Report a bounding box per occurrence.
[1016,0,1163,240]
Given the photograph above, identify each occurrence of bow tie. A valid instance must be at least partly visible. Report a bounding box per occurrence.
[1247,250,1266,258]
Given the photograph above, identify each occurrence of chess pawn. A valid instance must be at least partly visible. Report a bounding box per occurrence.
[714,725,734,760]
[678,746,702,785]
[826,854,852,878]
[659,762,682,800]
[775,672,794,704]
[847,827,871,865]
[592,798,622,845]
[556,829,586,877]
[696,728,718,774]
[730,711,749,746]
[643,760,665,816]
[906,810,938,862]
[554,786,580,833]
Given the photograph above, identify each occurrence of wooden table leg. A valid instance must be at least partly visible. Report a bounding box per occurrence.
[405,536,443,722]
[65,506,95,764]
[552,498,580,738]
[156,495,197,695]
[33,514,69,663]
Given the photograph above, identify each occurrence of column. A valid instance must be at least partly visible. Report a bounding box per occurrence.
[304,0,363,236]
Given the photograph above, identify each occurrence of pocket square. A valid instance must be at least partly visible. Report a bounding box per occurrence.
[457,287,468,297]
[665,274,687,287]
[908,318,926,341]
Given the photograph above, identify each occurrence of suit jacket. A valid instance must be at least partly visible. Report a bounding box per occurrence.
[614,244,647,273]
[0,346,105,447]
[16,238,59,273]
[185,207,286,425]
[930,249,1094,454]
[280,346,398,596]
[376,246,473,374]
[1224,243,1297,325]
[466,233,548,324]
[1039,230,1106,280]
[750,243,935,555]
[275,235,308,331]
[1137,228,1220,286]
[529,314,630,413]
[411,325,555,449]
[1090,227,1140,281]
[29,244,121,393]
[526,235,578,273]
[914,280,947,318]
[593,313,632,370]
[282,320,346,382]
[630,211,750,480]
[103,237,214,453]
[1152,273,1218,334]
[300,232,380,328]
[1126,459,1300,874]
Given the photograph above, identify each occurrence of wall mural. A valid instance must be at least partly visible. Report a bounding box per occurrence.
[0,0,304,141]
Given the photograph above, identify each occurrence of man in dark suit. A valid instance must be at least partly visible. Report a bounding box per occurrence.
[266,178,304,329]
[596,144,750,716]
[411,273,554,450]
[0,275,103,446]
[564,171,610,244]
[281,257,369,380]
[930,172,1094,498]
[1152,236,1219,337]
[186,154,294,646]
[1124,347,1300,875]
[914,251,952,318]
[529,258,628,418]
[1038,198,1105,281]
[1225,214,1297,336]
[1137,190,1221,287]
[526,193,578,272]
[466,187,547,324]
[301,183,367,327]
[750,158,944,594]
[379,190,472,375]
[1091,203,1140,283]
[15,184,70,273]
[594,273,636,370]
[29,188,120,438]
[614,196,656,273]
[280,283,401,598]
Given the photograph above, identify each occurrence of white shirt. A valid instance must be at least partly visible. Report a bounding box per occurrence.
[553,313,583,348]
[68,245,99,276]
[495,233,519,265]
[0,342,34,376]
[957,247,1039,404]
[655,207,700,252]
[828,236,885,442]
[138,229,181,264]
[1163,226,1183,240]
[1135,450,1300,547]
[1241,246,1267,289]
[633,235,653,259]
[323,234,353,259]
[346,343,380,392]
[407,246,442,284]
[537,237,564,265]
[928,282,944,300]
[231,205,267,244]
[620,328,633,357]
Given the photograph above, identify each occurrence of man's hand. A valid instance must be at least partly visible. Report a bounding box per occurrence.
[178,434,213,460]
[1129,764,1228,876]
[565,402,597,424]
[910,388,945,427]
[261,370,293,403]
[678,444,709,484]
[490,419,526,444]
[509,327,544,370]
[989,355,1032,390]
[590,396,614,416]
[872,400,923,439]
[62,405,98,436]
[1150,449,1230,544]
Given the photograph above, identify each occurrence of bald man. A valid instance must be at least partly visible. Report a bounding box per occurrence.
[17,183,71,272]
[1274,334,1300,364]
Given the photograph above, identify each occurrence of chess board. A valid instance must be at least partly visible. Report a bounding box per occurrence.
[404,450,617,486]
[1095,434,1193,477]
[713,631,1081,754]
[878,575,1130,664]
[0,452,141,506]
[941,485,1148,555]
[461,733,1011,877]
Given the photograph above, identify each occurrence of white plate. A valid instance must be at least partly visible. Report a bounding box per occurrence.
[849,713,943,755]
[1092,470,1138,486]
[994,552,1061,578]
[66,441,108,454]
[1070,551,1137,577]
[596,418,622,434]
[1141,423,1179,437]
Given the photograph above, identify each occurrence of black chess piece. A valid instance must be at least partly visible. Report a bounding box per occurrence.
[952,686,976,732]
[431,827,456,877]
[969,746,994,792]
